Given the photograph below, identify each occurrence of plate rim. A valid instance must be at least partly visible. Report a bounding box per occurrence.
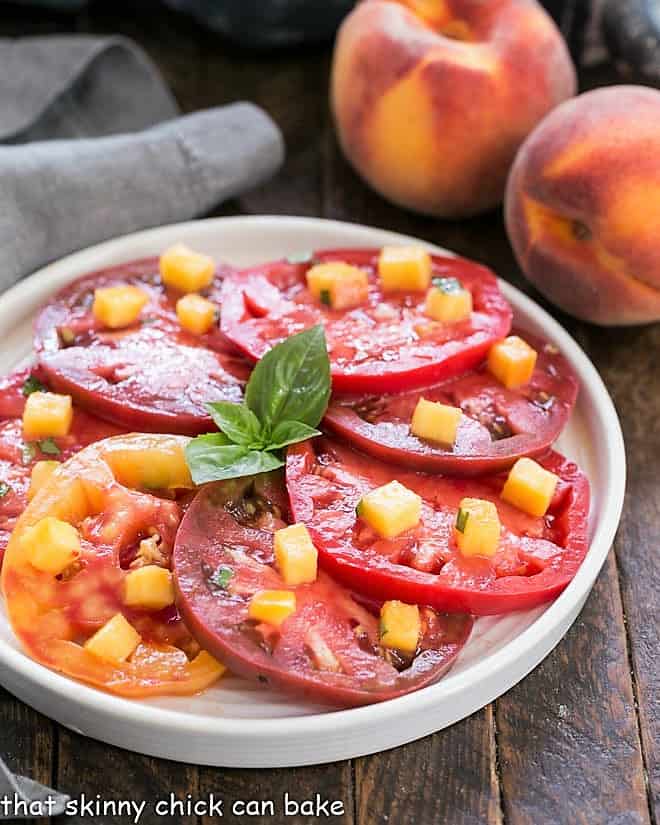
[0,215,626,762]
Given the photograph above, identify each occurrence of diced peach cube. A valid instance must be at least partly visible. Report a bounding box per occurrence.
[379,601,421,653]
[21,516,81,575]
[501,457,559,517]
[123,565,175,610]
[425,277,473,323]
[378,246,432,291]
[274,523,318,585]
[357,480,422,538]
[84,613,141,663]
[23,392,72,440]
[488,336,538,389]
[93,285,148,329]
[27,460,60,502]
[159,243,215,292]
[248,590,297,627]
[176,293,217,335]
[410,397,462,445]
[306,262,369,310]
[454,497,501,558]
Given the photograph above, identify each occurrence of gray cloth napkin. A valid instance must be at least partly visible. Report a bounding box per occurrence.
[0,757,69,818]
[0,35,285,292]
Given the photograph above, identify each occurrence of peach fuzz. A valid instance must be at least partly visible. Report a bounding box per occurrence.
[505,85,660,325]
[331,0,576,218]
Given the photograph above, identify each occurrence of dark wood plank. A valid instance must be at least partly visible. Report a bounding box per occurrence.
[578,320,660,822]
[355,707,501,825]
[0,688,54,825]
[198,762,354,825]
[56,730,199,825]
[497,551,650,825]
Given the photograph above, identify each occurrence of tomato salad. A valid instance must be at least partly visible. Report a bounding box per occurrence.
[0,241,589,708]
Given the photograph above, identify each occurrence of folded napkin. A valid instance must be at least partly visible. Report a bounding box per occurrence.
[0,35,285,293]
[0,756,68,818]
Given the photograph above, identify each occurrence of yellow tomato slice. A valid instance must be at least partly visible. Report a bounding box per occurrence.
[1,433,225,697]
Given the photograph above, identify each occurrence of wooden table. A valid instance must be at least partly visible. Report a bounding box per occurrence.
[1,3,657,823]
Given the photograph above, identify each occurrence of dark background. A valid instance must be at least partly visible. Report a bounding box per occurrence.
[0,2,658,824]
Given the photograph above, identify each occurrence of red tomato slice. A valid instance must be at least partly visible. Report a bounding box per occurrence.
[220,248,512,393]
[286,437,590,615]
[34,258,251,434]
[174,474,473,707]
[1,434,224,697]
[323,330,578,476]
[0,368,125,565]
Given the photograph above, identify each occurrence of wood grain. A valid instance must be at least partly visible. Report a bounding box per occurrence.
[355,707,501,825]
[497,551,650,825]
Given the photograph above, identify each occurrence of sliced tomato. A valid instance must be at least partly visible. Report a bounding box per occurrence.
[34,258,251,434]
[1,434,224,697]
[0,368,126,565]
[286,438,590,615]
[220,248,512,394]
[323,330,578,476]
[174,474,473,707]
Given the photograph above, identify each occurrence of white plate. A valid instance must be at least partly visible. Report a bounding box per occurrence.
[0,216,625,767]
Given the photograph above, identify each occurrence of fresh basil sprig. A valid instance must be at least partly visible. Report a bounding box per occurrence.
[186,325,331,484]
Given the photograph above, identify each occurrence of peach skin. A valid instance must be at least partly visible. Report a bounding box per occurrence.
[505,85,660,326]
[331,0,576,218]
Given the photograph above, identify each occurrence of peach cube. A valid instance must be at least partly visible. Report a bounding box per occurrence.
[379,601,421,653]
[21,516,81,575]
[306,262,369,310]
[84,613,141,663]
[248,590,297,627]
[378,246,432,292]
[488,336,538,389]
[23,392,72,440]
[274,523,318,585]
[123,565,175,610]
[93,285,148,329]
[410,397,462,445]
[357,480,422,538]
[454,497,501,558]
[176,293,217,335]
[425,277,473,323]
[159,243,215,292]
[501,457,559,517]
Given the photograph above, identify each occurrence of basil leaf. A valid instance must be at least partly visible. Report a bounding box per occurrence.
[268,420,321,451]
[39,438,61,456]
[0,481,12,498]
[207,401,263,447]
[185,435,283,484]
[245,325,331,431]
[209,566,234,591]
[22,375,46,396]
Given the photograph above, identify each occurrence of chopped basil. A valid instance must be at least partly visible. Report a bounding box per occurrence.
[21,375,46,396]
[319,289,331,307]
[432,276,463,295]
[455,507,469,533]
[209,566,234,591]
[38,438,61,456]
[0,481,12,498]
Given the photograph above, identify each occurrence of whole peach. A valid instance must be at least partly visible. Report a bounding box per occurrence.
[331,0,576,218]
[505,85,660,325]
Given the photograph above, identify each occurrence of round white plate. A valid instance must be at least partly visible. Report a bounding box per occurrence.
[0,216,625,767]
